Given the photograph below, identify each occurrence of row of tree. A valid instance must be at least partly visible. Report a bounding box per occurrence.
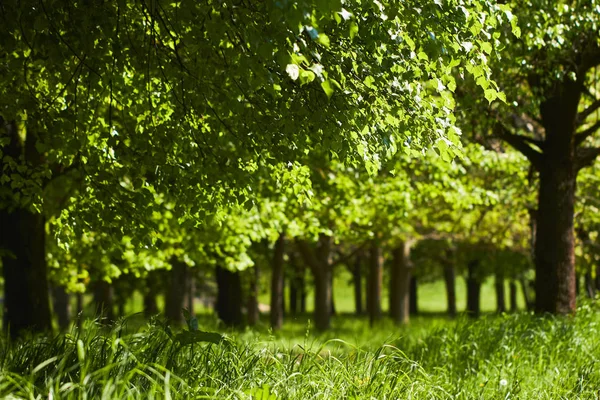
[1,0,600,337]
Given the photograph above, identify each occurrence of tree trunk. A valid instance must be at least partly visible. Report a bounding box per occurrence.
[330,272,336,316]
[495,271,506,313]
[270,233,285,330]
[596,264,600,292]
[509,280,518,312]
[165,259,189,325]
[187,270,196,316]
[389,241,412,324]
[0,208,52,338]
[51,285,71,331]
[352,253,364,315]
[466,260,481,318]
[143,272,160,318]
[299,234,333,331]
[520,277,533,311]
[534,81,580,314]
[247,266,259,326]
[443,262,457,318]
[215,265,243,326]
[93,280,115,323]
[409,276,418,315]
[584,272,595,298]
[367,243,383,326]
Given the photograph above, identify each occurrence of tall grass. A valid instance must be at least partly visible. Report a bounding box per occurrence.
[1,302,600,399]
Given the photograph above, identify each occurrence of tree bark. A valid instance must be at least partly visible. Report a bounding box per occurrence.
[409,276,418,315]
[509,280,518,312]
[215,265,243,326]
[443,262,457,318]
[352,253,364,315]
[1,208,52,337]
[534,80,580,314]
[247,266,259,326]
[389,240,412,324]
[51,285,71,331]
[367,243,383,326]
[466,260,481,318]
[495,271,506,313]
[187,269,196,316]
[93,280,115,323]
[270,233,285,330]
[165,259,189,325]
[584,272,595,298]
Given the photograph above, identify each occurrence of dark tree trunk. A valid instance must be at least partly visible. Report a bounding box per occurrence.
[443,262,457,318]
[299,234,333,331]
[270,233,285,330]
[143,272,160,318]
[215,265,243,326]
[299,270,307,313]
[289,253,306,315]
[1,208,52,338]
[534,81,581,314]
[495,271,506,313]
[76,292,84,330]
[352,253,364,315]
[367,243,383,326]
[165,259,189,325]
[466,260,481,318]
[596,264,600,292]
[389,241,412,324]
[584,272,595,298]
[247,266,259,326]
[520,278,533,311]
[187,270,196,316]
[409,276,418,315]
[330,272,336,316]
[93,280,115,323]
[509,280,518,312]
[52,285,71,331]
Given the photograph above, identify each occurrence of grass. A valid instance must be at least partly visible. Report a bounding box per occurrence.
[2,300,600,399]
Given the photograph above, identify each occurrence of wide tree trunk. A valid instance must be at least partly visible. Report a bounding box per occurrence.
[270,233,285,330]
[495,271,506,313]
[509,280,518,312]
[466,260,481,318]
[534,81,580,314]
[0,208,52,337]
[367,243,383,326]
[409,276,418,315]
[389,240,412,324]
[299,234,333,331]
[443,262,457,318]
[247,266,260,326]
[52,285,71,331]
[165,259,189,325]
[215,265,243,326]
[352,253,364,315]
[93,280,115,323]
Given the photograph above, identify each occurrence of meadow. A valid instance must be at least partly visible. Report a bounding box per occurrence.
[1,277,598,399]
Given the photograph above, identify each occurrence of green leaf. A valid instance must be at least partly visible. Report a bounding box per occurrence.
[321,80,334,98]
[484,88,497,103]
[349,22,359,40]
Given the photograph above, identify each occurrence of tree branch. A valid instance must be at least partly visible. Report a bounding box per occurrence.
[576,98,600,125]
[574,120,600,147]
[494,123,543,170]
[575,147,600,171]
[331,242,368,268]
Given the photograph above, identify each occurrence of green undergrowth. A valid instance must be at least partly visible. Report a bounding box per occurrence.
[1,303,600,399]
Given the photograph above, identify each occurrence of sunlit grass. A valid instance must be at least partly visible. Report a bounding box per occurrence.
[2,301,600,399]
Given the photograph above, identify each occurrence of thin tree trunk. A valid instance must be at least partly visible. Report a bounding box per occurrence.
[495,271,506,313]
[509,280,518,312]
[584,272,595,298]
[389,240,412,324]
[409,276,418,315]
[270,233,285,330]
[143,272,160,318]
[330,272,336,316]
[247,266,259,326]
[352,253,364,315]
[520,277,532,311]
[215,265,243,326]
[165,259,189,325]
[93,280,115,323]
[52,285,71,331]
[443,262,457,318]
[367,243,383,326]
[466,260,481,318]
